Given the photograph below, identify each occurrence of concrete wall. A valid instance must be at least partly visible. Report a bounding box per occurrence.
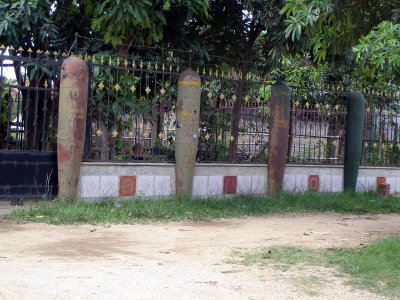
[78,162,400,199]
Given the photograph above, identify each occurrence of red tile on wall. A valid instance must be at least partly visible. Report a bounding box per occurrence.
[119,176,136,196]
[376,177,386,190]
[308,175,319,192]
[223,176,237,194]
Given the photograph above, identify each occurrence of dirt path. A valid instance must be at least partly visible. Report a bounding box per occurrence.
[0,213,399,299]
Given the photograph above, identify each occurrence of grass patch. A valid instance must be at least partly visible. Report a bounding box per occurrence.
[10,191,400,225]
[231,237,400,297]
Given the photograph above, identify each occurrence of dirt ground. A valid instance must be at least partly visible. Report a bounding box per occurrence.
[0,213,399,300]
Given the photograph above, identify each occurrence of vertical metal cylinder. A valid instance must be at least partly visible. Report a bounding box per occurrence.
[57,56,89,200]
[268,81,291,195]
[344,91,365,191]
[175,69,201,197]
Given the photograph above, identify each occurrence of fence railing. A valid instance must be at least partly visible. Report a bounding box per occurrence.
[0,53,61,151]
[1,50,399,167]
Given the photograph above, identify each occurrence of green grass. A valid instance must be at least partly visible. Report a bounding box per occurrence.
[10,191,400,225]
[231,237,400,297]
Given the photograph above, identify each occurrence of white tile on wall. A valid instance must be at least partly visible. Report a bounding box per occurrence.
[252,176,265,194]
[356,176,366,192]
[193,176,208,197]
[319,175,332,192]
[331,175,343,192]
[395,177,400,193]
[81,176,101,198]
[237,176,252,194]
[137,175,155,196]
[295,175,308,192]
[208,176,223,196]
[284,174,296,192]
[154,176,171,196]
[386,177,396,194]
[100,176,119,197]
[365,177,376,191]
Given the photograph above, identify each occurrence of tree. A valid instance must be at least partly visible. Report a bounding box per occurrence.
[280,0,400,63]
[83,0,209,55]
[353,21,400,83]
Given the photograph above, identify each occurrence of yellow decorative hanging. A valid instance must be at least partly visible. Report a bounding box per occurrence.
[332,140,337,146]
[244,95,250,103]
[305,102,310,108]
[335,104,340,110]
[114,83,121,91]
[112,130,118,138]
[256,97,261,104]
[96,129,103,136]
[130,85,136,93]
[176,65,180,73]
[229,135,234,142]
[169,65,173,72]
[128,131,134,138]
[143,132,149,138]
[294,100,300,107]
[364,142,368,148]
[162,63,166,71]
[315,103,321,110]
[25,79,30,86]
[36,49,41,54]
[54,51,58,57]
[202,68,206,75]
[124,59,128,67]
[145,86,151,94]
[140,60,144,69]
[207,92,213,99]
[116,57,120,66]
[98,81,105,90]
[108,57,112,65]
[18,47,23,51]
[100,56,104,64]
[45,50,50,55]
[155,62,158,70]
[160,87,166,95]
[27,48,33,53]
[209,69,212,76]
[366,107,371,113]
[9,45,15,50]
[217,134,222,141]
[147,61,151,69]
[132,60,136,68]
[158,132,164,139]
[219,93,225,100]
[205,133,210,140]
[215,70,218,77]
[373,143,377,148]
[0,44,5,49]
[325,103,330,109]
[44,80,48,88]
[232,95,237,102]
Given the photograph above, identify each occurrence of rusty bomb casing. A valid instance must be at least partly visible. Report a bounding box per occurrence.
[268,81,292,195]
[175,69,201,197]
[57,56,89,200]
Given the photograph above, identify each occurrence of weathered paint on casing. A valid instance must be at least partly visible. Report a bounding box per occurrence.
[344,91,365,191]
[268,81,292,195]
[57,56,89,200]
[175,69,201,196]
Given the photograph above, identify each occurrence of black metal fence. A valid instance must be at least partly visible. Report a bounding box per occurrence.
[1,50,399,167]
[0,51,61,151]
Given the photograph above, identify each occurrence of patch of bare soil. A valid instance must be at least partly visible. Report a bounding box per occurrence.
[0,213,399,299]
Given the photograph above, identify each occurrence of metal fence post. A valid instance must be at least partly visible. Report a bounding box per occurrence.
[344,91,365,191]
[175,68,201,197]
[268,81,292,195]
[57,56,89,200]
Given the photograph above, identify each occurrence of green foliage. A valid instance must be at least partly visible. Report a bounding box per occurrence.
[353,21,400,82]
[233,237,400,297]
[10,192,400,225]
[84,0,209,47]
